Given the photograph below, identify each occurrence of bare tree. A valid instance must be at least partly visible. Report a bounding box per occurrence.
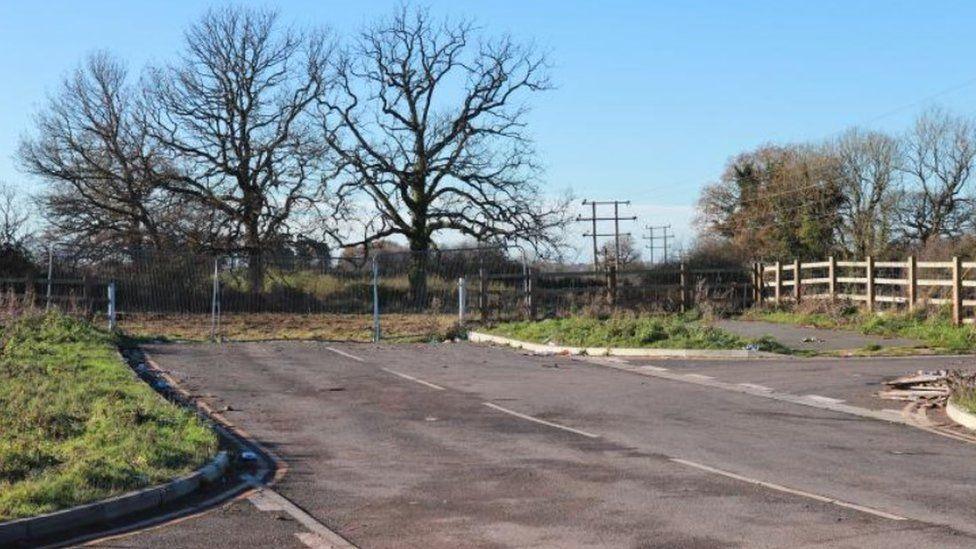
[898,107,976,243]
[0,181,30,246]
[832,128,901,257]
[19,52,176,258]
[142,7,337,291]
[320,7,567,303]
[600,234,640,268]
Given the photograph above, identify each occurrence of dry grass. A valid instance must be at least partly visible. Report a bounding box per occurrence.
[120,312,460,342]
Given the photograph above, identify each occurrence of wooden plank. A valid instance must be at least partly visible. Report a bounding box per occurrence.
[836,293,868,301]
[917,261,953,269]
[801,261,830,269]
[874,278,908,286]
[917,279,953,287]
[875,295,907,303]
[800,277,831,285]
[837,261,867,267]
[836,277,868,284]
[874,261,906,268]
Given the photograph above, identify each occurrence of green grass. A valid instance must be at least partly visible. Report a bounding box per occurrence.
[0,313,217,522]
[486,313,787,352]
[744,306,976,353]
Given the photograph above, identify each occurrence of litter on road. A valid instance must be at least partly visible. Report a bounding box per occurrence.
[879,370,950,403]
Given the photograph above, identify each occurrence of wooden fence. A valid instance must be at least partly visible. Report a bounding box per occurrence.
[756,256,976,325]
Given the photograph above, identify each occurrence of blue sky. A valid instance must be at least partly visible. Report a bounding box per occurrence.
[2,1,975,259]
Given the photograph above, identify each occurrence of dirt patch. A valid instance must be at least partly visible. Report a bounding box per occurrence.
[120,312,459,342]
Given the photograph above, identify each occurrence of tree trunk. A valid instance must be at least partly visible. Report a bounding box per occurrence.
[408,237,430,310]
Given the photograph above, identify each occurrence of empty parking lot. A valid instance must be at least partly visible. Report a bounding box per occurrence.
[96,342,976,548]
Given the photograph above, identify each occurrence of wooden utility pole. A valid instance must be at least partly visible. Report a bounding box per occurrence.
[578,200,636,270]
[643,224,675,264]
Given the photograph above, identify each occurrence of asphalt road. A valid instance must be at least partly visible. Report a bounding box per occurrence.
[93,342,976,548]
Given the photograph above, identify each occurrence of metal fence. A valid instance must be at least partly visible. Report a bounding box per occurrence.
[0,247,755,340]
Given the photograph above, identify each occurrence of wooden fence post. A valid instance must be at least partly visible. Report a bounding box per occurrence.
[906,255,916,312]
[952,256,962,326]
[828,256,836,301]
[756,262,764,307]
[865,256,875,313]
[793,258,801,303]
[774,261,782,306]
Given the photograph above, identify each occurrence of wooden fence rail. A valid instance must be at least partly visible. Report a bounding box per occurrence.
[757,255,973,325]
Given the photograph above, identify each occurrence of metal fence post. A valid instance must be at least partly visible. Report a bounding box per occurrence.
[458,276,466,324]
[107,281,117,332]
[45,246,53,312]
[372,255,381,342]
[210,257,220,342]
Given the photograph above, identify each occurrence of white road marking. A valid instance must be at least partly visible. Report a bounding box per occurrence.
[637,365,669,372]
[588,358,907,425]
[381,368,445,390]
[483,402,600,438]
[738,383,773,392]
[685,373,715,380]
[244,478,357,548]
[297,532,349,549]
[325,347,365,362]
[670,458,907,521]
[804,394,845,404]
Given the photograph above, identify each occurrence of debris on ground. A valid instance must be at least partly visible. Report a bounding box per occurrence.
[801,336,825,343]
[878,370,949,403]
[239,450,259,462]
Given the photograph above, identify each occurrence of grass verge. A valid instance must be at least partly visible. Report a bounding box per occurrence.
[743,305,976,353]
[485,313,788,352]
[0,313,217,522]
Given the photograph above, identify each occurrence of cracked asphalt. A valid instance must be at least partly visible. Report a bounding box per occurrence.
[91,341,976,548]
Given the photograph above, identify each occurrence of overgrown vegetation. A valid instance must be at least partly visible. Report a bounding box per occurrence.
[487,312,786,351]
[947,371,976,414]
[743,301,976,352]
[0,313,217,521]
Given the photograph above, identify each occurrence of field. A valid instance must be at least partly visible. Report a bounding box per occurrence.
[120,312,460,342]
[0,313,217,521]
[485,313,787,351]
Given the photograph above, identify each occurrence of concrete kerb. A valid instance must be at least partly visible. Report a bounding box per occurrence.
[946,400,976,431]
[467,331,783,359]
[0,451,229,546]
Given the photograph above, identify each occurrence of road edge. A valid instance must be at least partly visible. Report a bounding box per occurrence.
[946,400,976,431]
[467,330,782,359]
[0,451,229,546]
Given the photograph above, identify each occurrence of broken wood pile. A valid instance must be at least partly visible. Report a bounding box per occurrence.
[878,370,950,403]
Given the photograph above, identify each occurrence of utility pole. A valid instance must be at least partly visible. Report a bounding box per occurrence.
[643,224,675,264]
[577,200,637,270]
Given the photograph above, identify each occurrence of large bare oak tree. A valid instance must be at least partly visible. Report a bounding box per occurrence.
[142,7,336,290]
[320,7,567,302]
[19,52,176,258]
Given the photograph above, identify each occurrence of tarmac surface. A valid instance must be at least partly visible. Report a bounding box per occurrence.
[90,341,976,548]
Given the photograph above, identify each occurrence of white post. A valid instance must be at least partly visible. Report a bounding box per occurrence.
[372,255,381,342]
[458,276,466,324]
[107,282,117,332]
